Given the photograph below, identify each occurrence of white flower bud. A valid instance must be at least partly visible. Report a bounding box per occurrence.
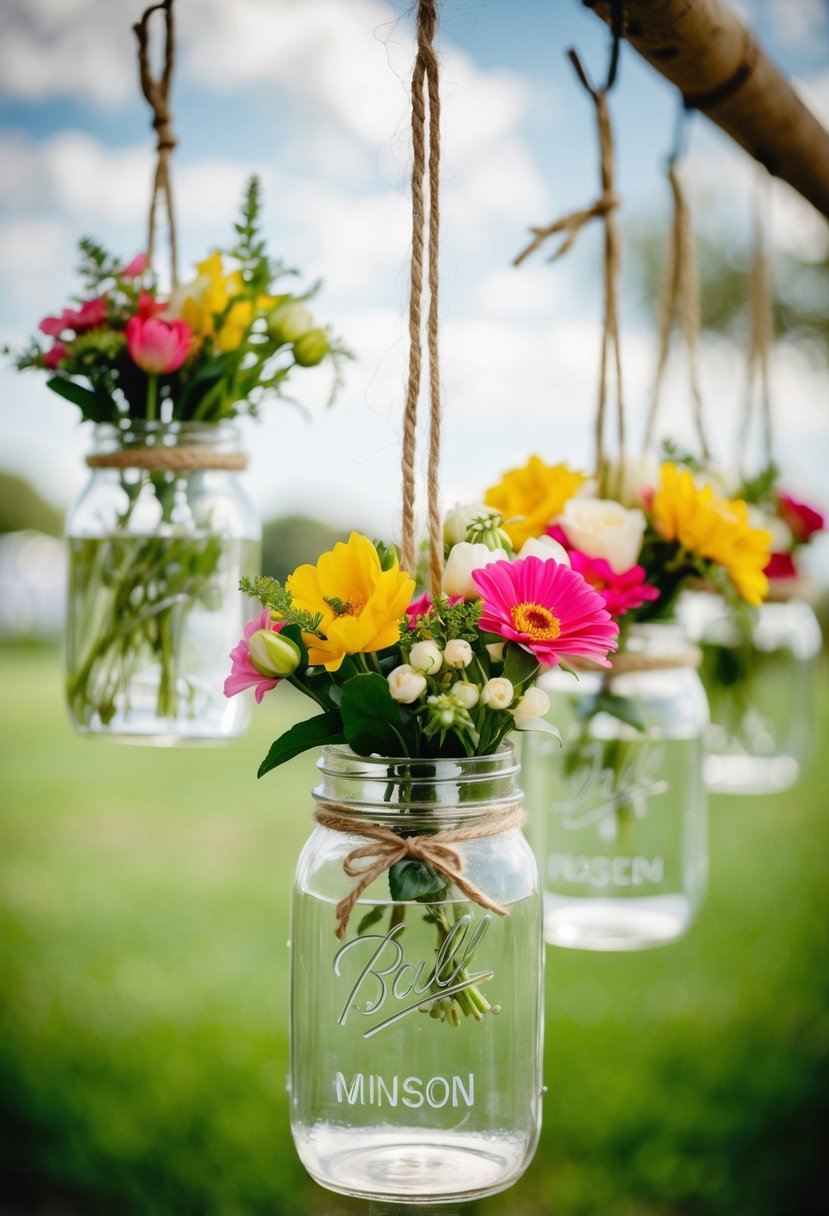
[248,629,301,678]
[388,664,427,704]
[512,686,551,727]
[408,639,443,674]
[517,535,571,567]
[441,542,510,600]
[444,638,473,668]
[444,501,491,546]
[486,642,505,663]
[267,301,314,344]
[480,677,515,710]
[452,681,480,709]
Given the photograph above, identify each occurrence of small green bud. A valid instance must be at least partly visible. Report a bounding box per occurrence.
[248,629,301,678]
[267,301,314,345]
[293,327,329,367]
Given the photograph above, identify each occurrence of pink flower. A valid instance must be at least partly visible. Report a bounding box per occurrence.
[765,551,797,580]
[122,252,149,278]
[38,312,69,338]
[545,523,570,550]
[224,609,285,703]
[405,591,463,628]
[778,493,824,546]
[567,550,660,619]
[43,342,68,370]
[136,290,166,320]
[125,313,191,374]
[472,556,618,668]
[38,296,107,337]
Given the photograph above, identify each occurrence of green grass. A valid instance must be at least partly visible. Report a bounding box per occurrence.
[1,646,828,1215]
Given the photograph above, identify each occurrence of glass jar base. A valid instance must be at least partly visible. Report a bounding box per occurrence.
[543,894,694,951]
[294,1123,531,1203]
[68,700,249,747]
[704,753,800,795]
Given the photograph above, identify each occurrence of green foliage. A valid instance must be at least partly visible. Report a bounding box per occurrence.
[0,471,63,537]
[502,641,540,689]
[76,236,126,294]
[738,461,780,507]
[388,858,447,902]
[46,375,115,422]
[256,708,345,777]
[239,574,324,636]
[406,595,484,646]
[339,672,413,756]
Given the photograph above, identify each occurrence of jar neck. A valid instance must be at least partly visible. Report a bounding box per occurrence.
[89,420,241,456]
[621,619,690,657]
[313,745,522,827]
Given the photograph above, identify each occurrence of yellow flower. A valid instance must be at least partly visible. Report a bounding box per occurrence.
[167,251,235,336]
[651,463,772,606]
[217,299,254,352]
[287,533,415,672]
[485,455,585,549]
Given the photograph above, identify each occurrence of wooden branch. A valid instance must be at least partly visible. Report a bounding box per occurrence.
[583,0,829,220]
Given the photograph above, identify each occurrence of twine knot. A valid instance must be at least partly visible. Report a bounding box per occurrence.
[134,0,179,285]
[152,115,178,152]
[314,802,526,939]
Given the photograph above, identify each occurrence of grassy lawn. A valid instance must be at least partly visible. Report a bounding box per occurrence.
[1,645,828,1215]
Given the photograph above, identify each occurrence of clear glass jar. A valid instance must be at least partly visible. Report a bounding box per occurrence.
[65,421,260,744]
[679,589,823,794]
[522,623,709,952]
[290,744,543,1204]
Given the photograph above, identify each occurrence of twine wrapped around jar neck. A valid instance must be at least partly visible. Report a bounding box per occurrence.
[572,645,702,675]
[86,448,248,471]
[84,422,248,472]
[314,801,527,940]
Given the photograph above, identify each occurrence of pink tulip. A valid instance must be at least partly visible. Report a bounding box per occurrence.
[43,342,68,369]
[125,313,192,374]
[122,252,149,278]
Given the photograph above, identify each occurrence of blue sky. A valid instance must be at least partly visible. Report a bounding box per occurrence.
[1,0,827,540]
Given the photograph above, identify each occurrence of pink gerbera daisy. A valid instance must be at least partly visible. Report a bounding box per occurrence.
[568,551,660,619]
[471,556,618,668]
[224,608,285,703]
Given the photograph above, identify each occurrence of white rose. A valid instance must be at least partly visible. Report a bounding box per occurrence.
[512,686,551,727]
[443,501,491,546]
[441,542,510,600]
[480,677,515,710]
[605,450,660,508]
[408,639,443,674]
[559,497,646,573]
[517,535,571,567]
[444,639,473,668]
[452,681,480,709]
[388,664,427,704]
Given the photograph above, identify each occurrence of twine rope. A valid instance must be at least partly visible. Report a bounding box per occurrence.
[133,0,179,286]
[645,156,711,462]
[86,448,247,471]
[314,801,526,939]
[513,48,625,477]
[738,183,774,472]
[400,0,444,595]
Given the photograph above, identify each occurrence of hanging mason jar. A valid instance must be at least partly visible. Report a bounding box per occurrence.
[522,622,709,952]
[290,744,543,1203]
[679,588,823,794]
[65,420,260,743]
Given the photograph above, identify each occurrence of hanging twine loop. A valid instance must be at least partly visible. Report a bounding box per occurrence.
[644,108,711,463]
[738,178,775,473]
[400,0,444,596]
[315,802,526,939]
[133,0,179,286]
[514,7,626,479]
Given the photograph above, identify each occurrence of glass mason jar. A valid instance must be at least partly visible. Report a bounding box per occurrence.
[679,589,823,794]
[290,744,544,1204]
[522,623,709,952]
[65,421,260,744]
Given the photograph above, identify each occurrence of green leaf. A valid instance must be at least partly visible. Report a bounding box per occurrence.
[388,858,447,902]
[502,641,540,688]
[46,376,114,423]
[591,691,646,733]
[356,905,385,935]
[516,718,562,742]
[257,709,344,778]
[340,673,412,757]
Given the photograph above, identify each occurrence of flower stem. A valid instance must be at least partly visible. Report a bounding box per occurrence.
[146,373,158,422]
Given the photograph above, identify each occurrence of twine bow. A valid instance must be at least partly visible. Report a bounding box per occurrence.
[400,0,443,595]
[133,0,179,286]
[314,803,526,939]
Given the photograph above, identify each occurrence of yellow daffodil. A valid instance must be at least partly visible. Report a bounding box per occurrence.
[485,455,585,549]
[217,299,254,352]
[287,533,415,671]
[651,463,772,606]
[167,251,236,337]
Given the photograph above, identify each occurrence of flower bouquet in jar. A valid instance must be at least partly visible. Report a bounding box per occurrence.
[9,177,349,741]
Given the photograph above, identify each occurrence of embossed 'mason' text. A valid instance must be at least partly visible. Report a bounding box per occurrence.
[548,852,665,888]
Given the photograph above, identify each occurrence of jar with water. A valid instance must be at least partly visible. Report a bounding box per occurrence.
[679,589,822,794]
[290,744,544,1203]
[522,622,709,951]
[65,421,260,744]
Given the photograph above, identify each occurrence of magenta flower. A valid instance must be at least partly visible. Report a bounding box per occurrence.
[224,609,286,703]
[38,295,107,337]
[568,550,660,619]
[122,252,149,278]
[778,493,824,545]
[43,342,68,370]
[125,313,191,374]
[472,556,618,668]
[765,551,797,580]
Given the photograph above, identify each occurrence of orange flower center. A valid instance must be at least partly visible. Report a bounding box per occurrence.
[511,601,561,641]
